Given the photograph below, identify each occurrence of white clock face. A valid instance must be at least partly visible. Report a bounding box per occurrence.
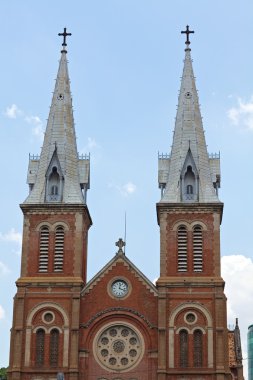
[111,280,128,297]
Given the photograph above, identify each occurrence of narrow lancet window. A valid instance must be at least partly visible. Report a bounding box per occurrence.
[48,166,60,201]
[179,330,188,367]
[186,184,193,194]
[39,227,49,272]
[50,329,59,367]
[184,165,195,200]
[35,329,45,367]
[54,226,65,272]
[193,225,203,272]
[177,226,188,272]
[45,149,64,203]
[181,149,199,202]
[193,329,203,367]
[51,185,58,196]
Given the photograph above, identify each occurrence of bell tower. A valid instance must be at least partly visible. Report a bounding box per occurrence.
[8,30,91,380]
[156,27,231,380]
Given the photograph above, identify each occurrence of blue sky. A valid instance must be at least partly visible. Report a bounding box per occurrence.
[0,1,253,377]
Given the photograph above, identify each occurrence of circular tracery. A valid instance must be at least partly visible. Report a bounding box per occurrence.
[95,324,144,371]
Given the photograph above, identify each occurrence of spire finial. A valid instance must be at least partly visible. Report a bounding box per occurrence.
[115,238,126,255]
[58,27,72,53]
[181,25,194,50]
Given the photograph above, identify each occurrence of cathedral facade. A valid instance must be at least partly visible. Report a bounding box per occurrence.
[8,29,243,380]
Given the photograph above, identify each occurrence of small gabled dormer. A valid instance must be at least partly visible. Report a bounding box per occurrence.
[45,148,64,202]
[180,148,199,202]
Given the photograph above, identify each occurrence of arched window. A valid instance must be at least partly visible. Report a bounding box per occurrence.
[39,227,49,272]
[184,165,195,200]
[50,329,59,367]
[179,330,188,367]
[177,226,187,272]
[193,226,203,272]
[47,165,62,202]
[193,329,203,367]
[35,329,45,366]
[54,226,65,272]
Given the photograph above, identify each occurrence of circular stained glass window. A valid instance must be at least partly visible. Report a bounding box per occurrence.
[42,311,54,324]
[186,312,197,323]
[94,324,144,372]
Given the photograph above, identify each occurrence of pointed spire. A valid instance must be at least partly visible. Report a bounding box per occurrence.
[25,30,90,204]
[159,27,220,203]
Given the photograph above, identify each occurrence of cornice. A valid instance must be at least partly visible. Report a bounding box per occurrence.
[20,203,92,226]
[156,202,223,225]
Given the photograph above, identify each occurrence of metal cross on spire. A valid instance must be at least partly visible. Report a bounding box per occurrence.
[58,27,72,53]
[181,25,194,47]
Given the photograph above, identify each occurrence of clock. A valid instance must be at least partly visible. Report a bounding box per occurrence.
[111,279,129,298]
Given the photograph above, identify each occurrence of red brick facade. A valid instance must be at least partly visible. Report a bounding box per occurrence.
[8,199,237,380]
[7,32,243,380]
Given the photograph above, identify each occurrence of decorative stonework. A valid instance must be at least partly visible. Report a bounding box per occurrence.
[184,311,197,324]
[42,311,55,324]
[80,307,155,329]
[93,323,144,372]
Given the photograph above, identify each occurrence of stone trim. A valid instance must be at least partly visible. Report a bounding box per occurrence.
[25,302,69,367]
[92,321,145,373]
[172,220,207,231]
[80,307,156,329]
[168,302,213,368]
[35,221,70,232]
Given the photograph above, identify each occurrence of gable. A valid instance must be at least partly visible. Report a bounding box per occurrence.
[82,254,158,297]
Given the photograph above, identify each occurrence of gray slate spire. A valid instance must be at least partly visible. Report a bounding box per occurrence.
[158,37,220,203]
[25,39,90,205]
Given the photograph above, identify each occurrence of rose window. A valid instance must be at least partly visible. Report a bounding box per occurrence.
[95,324,143,371]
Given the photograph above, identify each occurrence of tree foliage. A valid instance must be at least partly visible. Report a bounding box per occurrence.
[0,368,7,380]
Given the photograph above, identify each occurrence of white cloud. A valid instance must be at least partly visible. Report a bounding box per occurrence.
[4,104,22,119]
[3,104,44,140]
[25,115,44,141]
[108,181,137,197]
[87,137,98,150]
[81,137,100,154]
[121,182,136,196]
[0,228,22,246]
[0,305,5,320]
[227,96,253,130]
[221,254,253,372]
[0,261,10,276]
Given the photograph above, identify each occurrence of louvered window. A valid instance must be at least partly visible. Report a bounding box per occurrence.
[35,329,45,366]
[54,226,64,272]
[39,227,49,272]
[193,330,203,367]
[177,226,188,272]
[179,330,188,367]
[193,226,203,272]
[50,329,59,367]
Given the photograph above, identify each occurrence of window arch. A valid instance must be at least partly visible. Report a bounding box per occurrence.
[35,329,45,366]
[193,329,203,367]
[39,227,49,272]
[50,329,59,367]
[177,226,188,272]
[179,329,188,367]
[54,226,65,272]
[193,225,203,272]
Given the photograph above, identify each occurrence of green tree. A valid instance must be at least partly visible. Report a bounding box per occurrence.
[0,367,7,380]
